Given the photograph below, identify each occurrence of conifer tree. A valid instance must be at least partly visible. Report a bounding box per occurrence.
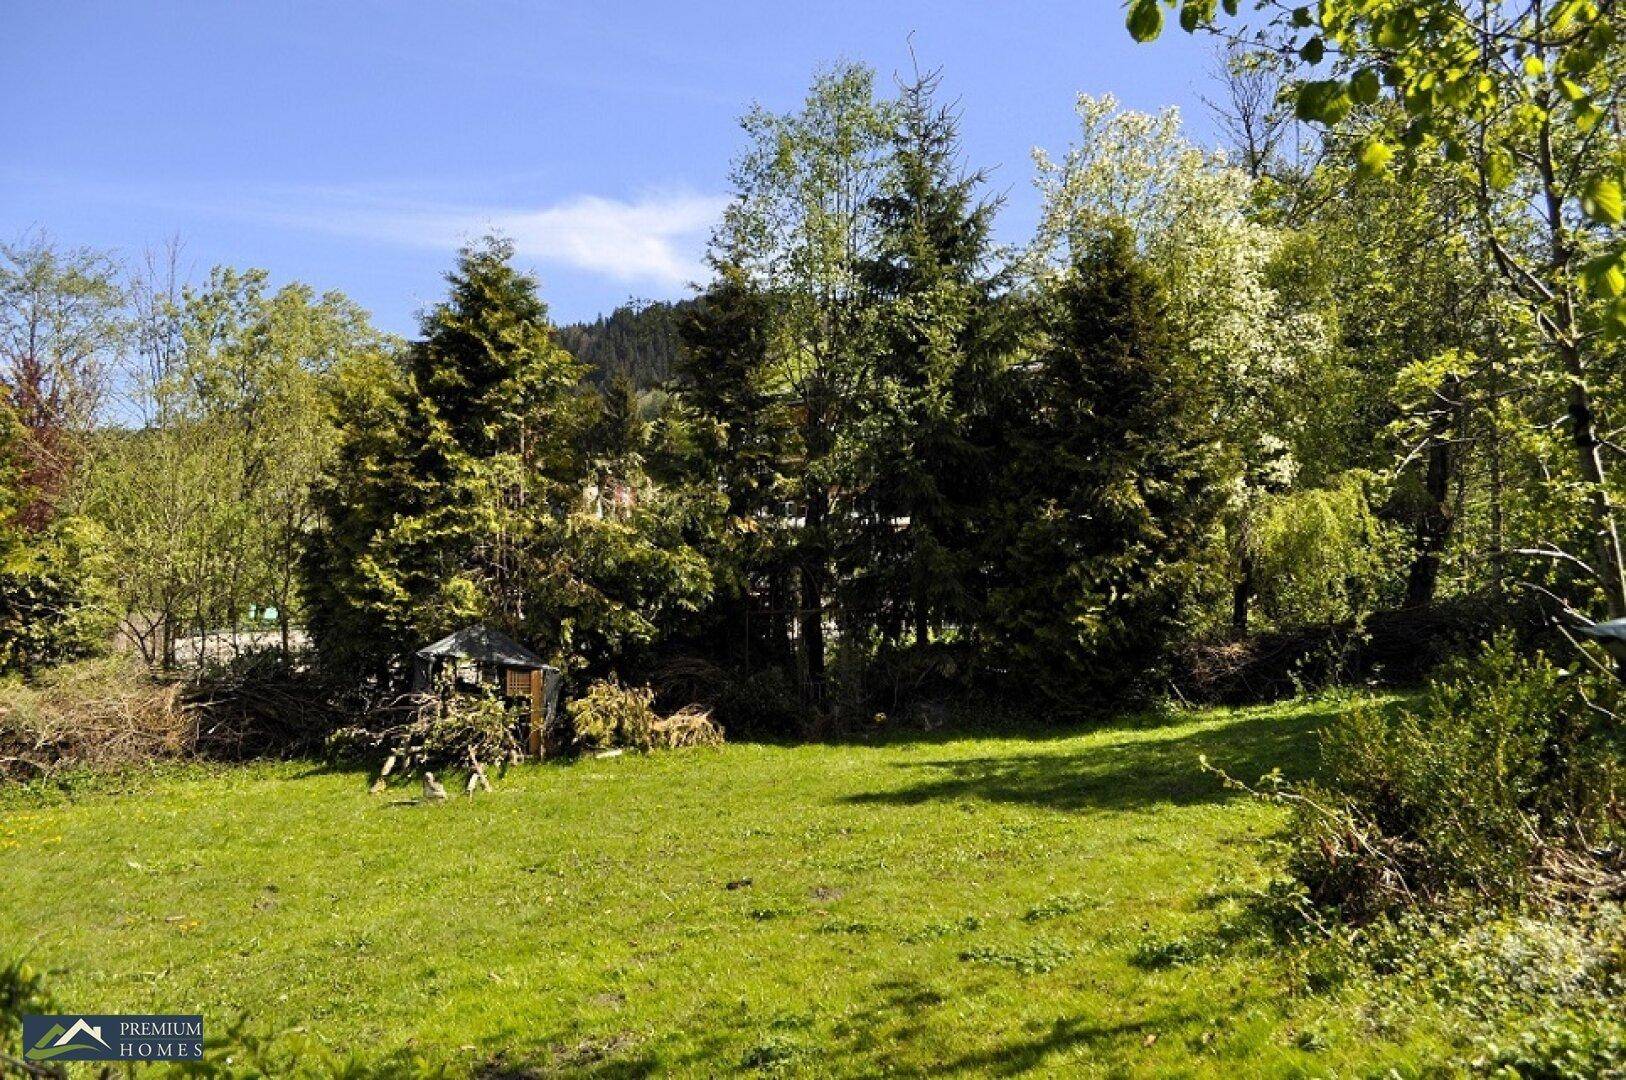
[845,65,1003,650]
[302,237,584,681]
[986,223,1230,702]
[676,264,799,675]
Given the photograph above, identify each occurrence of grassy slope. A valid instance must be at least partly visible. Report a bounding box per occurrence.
[1,698,1441,1077]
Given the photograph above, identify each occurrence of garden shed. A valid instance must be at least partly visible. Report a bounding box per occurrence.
[412,624,561,756]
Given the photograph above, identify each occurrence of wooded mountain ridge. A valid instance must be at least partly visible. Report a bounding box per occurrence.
[557,299,692,390]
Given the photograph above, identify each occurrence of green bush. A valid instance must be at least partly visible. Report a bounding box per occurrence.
[715,667,811,739]
[567,678,659,751]
[1284,634,1621,921]
[1328,906,1626,1079]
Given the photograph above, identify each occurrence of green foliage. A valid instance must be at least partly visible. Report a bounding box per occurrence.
[303,236,586,680]
[984,223,1231,702]
[1246,473,1400,626]
[566,678,659,752]
[303,238,712,688]
[839,64,1005,656]
[959,941,1076,974]
[714,667,813,739]
[557,298,688,390]
[404,686,516,772]
[521,474,717,679]
[673,265,800,684]
[0,398,105,674]
[1283,635,1621,920]
[82,264,381,670]
[712,62,896,700]
[1305,905,1626,1078]
[1132,0,1626,633]
[0,954,53,1051]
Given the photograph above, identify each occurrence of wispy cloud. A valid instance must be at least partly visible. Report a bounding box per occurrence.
[486,193,726,286]
[238,186,728,290]
[1,168,727,291]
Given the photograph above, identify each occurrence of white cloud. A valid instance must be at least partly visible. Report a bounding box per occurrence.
[276,188,726,290]
[51,176,728,292]
[486,193,726,287]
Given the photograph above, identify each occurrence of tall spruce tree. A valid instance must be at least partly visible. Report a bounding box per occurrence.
[843,66,1003,651]
[986,223,1230,703]
[713,63,893,701]
[675,263,799,676]
[302,237,584,682]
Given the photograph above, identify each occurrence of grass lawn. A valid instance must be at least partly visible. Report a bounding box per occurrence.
[2,697,1445,1076]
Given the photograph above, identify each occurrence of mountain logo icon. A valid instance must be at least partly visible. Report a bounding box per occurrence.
[25,1017,110,1062]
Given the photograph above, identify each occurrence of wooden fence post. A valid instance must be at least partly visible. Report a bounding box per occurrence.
[529,668,543,758]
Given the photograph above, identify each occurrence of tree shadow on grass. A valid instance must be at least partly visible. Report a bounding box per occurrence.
[933,1009,1201,1077]
[842,702,1343,814]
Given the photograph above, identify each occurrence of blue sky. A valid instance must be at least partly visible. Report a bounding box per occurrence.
[4,1,1221,333]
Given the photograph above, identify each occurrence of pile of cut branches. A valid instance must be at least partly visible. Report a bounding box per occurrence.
[652,705,724,749]
[0,657,192,780]
[333,680,521,797]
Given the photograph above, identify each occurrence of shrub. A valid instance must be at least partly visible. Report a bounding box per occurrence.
[715,667,811,739]
[0,954,54,1056]
[1281,634,1621,921]
[567,679,659,751]
[1331,906,1626,1078]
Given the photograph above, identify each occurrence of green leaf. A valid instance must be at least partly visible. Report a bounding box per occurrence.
[1575,101,1604,134]
[1560,45,1599,74]
[1222,0,1238,13]
[1486,147,1516,190]
[1522,55,1546,77]
[1350,68,1381,105]
[1291,6,1313,28]
[1581,176,1624,225]
[1581,253,1626,299]
[1356,139,1394,178]
[1376,10,1419,47]
[1295,80,1352,124]
[1179,0,1216,32]
[1300,36,1326,64]
[1602,297,1626,342]
[1127,0,1165,42]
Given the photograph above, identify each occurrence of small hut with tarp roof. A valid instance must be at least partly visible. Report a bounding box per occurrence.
[413,623,561,756]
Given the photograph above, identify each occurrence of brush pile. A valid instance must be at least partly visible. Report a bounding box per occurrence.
[0,657,189,779]
[0,655,343,781]
[651,705,724,749]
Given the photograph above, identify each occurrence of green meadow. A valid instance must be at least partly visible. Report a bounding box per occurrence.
[3,699,1446,1076]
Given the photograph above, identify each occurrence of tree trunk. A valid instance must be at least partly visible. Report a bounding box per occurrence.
[1230,555,1254,634]
[767,568,796,672]
[798,485,829,704]
[1563,349,1626,618]
[1405,375,1460,609]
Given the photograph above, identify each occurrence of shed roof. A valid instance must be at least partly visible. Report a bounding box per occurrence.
[1575,618,1626,642]
[416,624,547,669]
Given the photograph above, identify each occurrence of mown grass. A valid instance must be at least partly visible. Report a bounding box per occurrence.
[1,696,1447,1076]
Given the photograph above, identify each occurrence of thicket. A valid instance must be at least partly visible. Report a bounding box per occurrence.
[1271,637,1622,923]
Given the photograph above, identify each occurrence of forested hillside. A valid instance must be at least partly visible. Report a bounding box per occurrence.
[557,299,690,389]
